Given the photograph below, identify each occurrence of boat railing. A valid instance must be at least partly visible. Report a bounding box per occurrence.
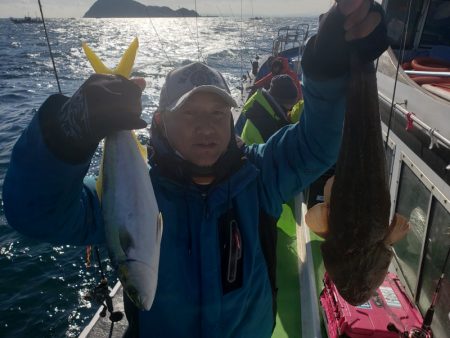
[272,23,309,57]
[379,91,450,150]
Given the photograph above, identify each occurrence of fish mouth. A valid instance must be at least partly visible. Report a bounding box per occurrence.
[322,241,393,306]
[119,261,158,311]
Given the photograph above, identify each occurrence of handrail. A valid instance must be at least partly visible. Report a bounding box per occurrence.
[379,91,450,149]
[404,70,450,77]
[273,23,309,56]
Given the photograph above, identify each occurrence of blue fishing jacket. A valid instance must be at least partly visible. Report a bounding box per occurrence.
[3,75,347,338]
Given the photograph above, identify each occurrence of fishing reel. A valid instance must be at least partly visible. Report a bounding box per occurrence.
[406,327,432,338]
[86,277,124,323]
[84,246,124,322]
[387,323,432,338]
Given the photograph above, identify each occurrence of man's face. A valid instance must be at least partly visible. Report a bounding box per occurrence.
[163,91,232,167]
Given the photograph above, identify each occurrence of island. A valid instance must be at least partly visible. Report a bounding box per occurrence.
[84,0,199,18]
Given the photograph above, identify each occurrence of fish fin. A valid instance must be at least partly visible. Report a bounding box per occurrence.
[82,42,114,74]
[114,37,139,78]
[95,147,105,201]
[384,213,410,245]
[119,227,135,255]
[156,212,163,242]
[305,202,329,239]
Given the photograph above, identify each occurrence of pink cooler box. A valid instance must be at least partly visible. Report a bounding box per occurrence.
[320,272,424,338]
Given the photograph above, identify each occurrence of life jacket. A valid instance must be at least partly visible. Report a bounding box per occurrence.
[241,89,290,144]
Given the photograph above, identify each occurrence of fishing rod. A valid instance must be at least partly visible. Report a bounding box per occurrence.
[388,246,449,338]
[37,0,62,94]
[91,247,124,322]
[384,0,413,151]
[177,6,205,64]
[415,246,450,337]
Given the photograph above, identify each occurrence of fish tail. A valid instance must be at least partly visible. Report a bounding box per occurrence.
[82,42,114,74]
[114,37,139,78]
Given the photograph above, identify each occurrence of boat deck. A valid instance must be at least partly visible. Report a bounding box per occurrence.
[79,282,128,338]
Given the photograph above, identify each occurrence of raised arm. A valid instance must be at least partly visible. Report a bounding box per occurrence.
[245,0,388,217]
[3,75,147,245]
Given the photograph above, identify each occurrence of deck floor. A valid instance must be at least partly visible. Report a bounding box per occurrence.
[273,203,302,338]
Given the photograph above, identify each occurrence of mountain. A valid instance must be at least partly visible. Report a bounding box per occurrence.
[83,0,199,18]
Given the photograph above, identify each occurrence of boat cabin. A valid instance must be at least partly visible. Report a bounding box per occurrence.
[377,1,450,336]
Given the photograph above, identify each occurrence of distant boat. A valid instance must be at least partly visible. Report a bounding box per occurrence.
[10,16,42,24]
[249,16,263,20]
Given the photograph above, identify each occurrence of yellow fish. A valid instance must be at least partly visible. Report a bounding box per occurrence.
[83,38,163,311]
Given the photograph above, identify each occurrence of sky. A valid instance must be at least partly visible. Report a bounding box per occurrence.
[1,0,334,18]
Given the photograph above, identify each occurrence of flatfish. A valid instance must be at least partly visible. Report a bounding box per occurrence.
[321,56,392,306]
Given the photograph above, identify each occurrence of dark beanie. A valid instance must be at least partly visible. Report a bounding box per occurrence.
[268,74,298,104]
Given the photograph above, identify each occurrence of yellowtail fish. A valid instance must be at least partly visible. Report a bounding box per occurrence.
[83,38,163,310]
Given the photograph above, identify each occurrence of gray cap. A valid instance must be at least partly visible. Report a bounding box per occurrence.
[158,62,237,112]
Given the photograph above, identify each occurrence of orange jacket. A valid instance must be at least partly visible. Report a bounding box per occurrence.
[253,57,302,99]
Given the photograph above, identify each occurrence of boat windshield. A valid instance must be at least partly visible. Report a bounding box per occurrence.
[385,0,450,50]
[420,0,450,47]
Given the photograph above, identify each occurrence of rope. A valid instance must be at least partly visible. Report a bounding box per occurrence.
[179,7,205,63]
[146,12,174,67]
[240,0,244,94]
[37,0,61,94]
[95,246,106,280]
[215,6,245,64]
[251,0,259,59]
[194,0,201,62]
[405,112,414,131]
[384,0,413,150]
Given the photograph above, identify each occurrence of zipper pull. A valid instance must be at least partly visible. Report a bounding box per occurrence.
[227,220,242,283]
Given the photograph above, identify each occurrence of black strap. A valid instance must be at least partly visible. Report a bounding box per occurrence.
[219,205,244,294]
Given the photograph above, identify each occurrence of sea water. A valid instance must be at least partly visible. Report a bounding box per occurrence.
[0,16,318,337]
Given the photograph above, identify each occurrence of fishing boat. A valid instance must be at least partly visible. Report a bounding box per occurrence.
[238,1,450,337]
[375,1,450,336]
[80,2,450,336]
[241,23,310,92]
[10,16,42,24]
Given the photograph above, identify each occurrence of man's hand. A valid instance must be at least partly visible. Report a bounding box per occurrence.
[41,74,147,164]
[338,0,382,41]
[302,0,389,80]
[59,74,147,144]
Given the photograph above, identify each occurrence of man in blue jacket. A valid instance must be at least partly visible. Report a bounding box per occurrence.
[3,1,388,337]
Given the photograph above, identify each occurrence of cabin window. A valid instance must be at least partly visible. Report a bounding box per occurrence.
[417,199,450,337]
[420,0,450,47]
[384,0,424,49]
[394,163,429,295]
